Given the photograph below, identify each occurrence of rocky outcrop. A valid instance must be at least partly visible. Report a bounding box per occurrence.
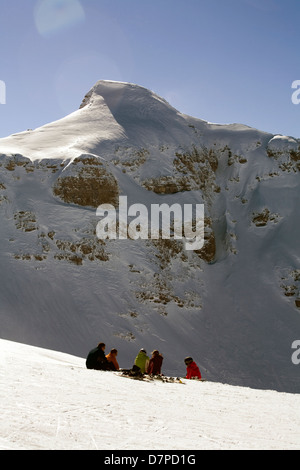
[53,155,119,208]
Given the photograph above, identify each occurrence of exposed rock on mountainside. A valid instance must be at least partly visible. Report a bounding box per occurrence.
[53,155,119,208]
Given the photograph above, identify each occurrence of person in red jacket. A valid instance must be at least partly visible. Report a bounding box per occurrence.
[147,350,163,375]
[184,356,202,379]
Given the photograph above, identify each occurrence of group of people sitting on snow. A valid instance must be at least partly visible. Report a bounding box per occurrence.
[85,342,202,379]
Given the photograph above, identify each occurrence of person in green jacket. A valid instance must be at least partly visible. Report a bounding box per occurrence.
[134,349,149,374]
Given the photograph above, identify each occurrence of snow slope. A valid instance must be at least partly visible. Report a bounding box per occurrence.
[1,339,299,450]
[0,80,300,394]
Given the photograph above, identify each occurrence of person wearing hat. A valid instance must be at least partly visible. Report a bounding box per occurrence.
[134,348,150,374]
[86,342,110,370]
[147,350,163,375]
[184,356,202,379]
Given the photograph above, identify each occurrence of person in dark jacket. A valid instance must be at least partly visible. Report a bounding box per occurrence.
[147,350,163,375]
[184,356,202,379]
[86,342,110,370]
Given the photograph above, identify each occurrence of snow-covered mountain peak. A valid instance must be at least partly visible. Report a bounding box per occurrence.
[0,80,196,161]
[0,79,285,165]
[0,80,300,394]
[80,80,178,115]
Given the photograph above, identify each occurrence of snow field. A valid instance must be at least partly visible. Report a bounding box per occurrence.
[1,339,299,450]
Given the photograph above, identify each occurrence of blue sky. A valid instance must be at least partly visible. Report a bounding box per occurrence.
[0,0,300,138]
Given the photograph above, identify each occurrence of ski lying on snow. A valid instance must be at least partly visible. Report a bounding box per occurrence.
[119,374,184,383]
[116,372,207,383]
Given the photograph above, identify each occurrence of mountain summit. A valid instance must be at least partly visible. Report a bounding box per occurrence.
[0,81,299,393]
[0,80,204,161]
